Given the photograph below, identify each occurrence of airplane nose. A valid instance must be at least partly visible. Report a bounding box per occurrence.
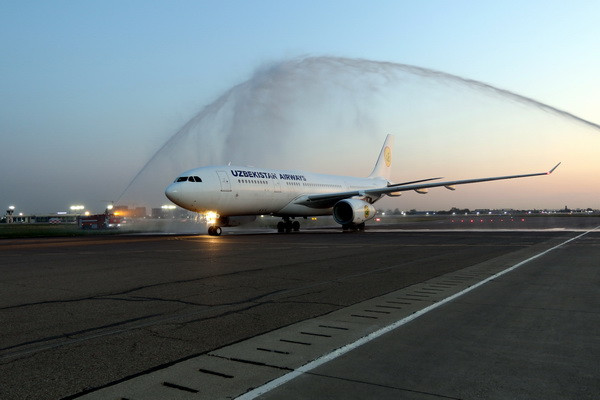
[165,183,180,204]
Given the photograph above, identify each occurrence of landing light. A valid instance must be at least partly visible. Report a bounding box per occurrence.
[205,211,219,225]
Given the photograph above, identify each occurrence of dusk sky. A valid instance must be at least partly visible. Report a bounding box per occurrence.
[2,1,599,214]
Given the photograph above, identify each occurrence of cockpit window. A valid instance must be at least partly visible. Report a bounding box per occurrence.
[175,176,202,183]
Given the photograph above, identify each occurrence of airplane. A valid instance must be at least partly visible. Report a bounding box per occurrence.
[165,134,560,236]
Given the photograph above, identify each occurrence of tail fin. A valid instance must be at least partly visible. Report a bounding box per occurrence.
[368,134,394,180]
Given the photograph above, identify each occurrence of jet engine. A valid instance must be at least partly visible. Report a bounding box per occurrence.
[332,199,377,226]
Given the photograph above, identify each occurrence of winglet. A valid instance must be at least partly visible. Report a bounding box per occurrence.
[547,162,561,174]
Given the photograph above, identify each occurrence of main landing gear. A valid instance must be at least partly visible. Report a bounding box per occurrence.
[277,217,300,233]
[342,222,365,232]
[207,226,222,236]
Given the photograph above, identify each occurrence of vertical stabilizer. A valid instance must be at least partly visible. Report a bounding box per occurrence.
[368,134,394,180]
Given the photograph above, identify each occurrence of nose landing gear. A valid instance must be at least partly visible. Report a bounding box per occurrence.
[208,226,222,236]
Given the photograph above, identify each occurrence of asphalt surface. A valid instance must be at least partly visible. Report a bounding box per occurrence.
[260,229,600,399]
[0,226,597,399]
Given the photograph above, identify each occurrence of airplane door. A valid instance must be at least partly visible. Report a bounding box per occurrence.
[216,171,232,192]
[273,180,282,193]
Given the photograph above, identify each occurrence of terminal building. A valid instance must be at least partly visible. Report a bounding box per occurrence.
[1,213,78,224]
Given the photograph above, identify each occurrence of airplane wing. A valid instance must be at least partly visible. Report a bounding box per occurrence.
[294,163,561,209]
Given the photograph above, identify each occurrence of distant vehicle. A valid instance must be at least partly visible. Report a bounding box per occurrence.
[165,134,560,236]
[48,218,61,224]
[78,214,125,229]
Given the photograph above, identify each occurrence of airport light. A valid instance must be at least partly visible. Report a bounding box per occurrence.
[107,204,114,210]
[70,205,85,213]
[161,205,176,210]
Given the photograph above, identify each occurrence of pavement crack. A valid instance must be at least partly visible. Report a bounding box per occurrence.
[174,303,266,326]
[0,314,161,355]
[128,296,210,306]
[0,268,268,311]
[272,299,343,307]
[140,328,195,344]
[305,372,464,399]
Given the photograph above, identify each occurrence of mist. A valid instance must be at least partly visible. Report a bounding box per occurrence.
[116,56,600,211]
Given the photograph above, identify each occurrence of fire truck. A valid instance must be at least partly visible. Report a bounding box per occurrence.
[78,213,125,229]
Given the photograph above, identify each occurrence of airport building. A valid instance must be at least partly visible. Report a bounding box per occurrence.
[1,213,78,224]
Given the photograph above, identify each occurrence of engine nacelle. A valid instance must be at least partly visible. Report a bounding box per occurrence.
[333,199,377,225]
[216,216,256,227]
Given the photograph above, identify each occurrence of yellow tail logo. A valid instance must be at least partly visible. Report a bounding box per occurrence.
[384,146,392,167]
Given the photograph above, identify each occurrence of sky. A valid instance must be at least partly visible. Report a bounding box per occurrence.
[1,0,599,214]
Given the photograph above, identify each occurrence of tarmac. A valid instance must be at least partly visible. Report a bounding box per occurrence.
[0,222,598,399]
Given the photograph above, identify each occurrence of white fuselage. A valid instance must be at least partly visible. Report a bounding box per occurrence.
[165,165,387,217]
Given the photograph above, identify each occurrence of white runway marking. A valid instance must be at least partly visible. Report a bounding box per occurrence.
[236,226,599,399]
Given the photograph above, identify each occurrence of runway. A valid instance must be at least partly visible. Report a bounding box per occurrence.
[1,227,598,399]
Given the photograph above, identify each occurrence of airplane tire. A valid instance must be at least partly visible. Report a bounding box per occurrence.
[277,221,285,233]
[292,221,300,232]
[208,226,222,236]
